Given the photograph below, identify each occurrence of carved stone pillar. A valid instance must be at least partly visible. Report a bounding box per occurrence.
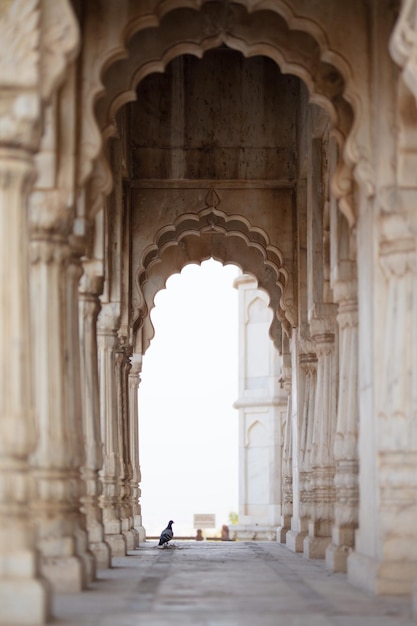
[0,143,50,623]
[128,355,146,543]
[115,342,136,550]
[29,197,95,591]
[286,337,317,552]
[326,281,359,573]
[277,364,292,542]
[298,350,317,537]
[349,213,417,593]
[97,304,126,556]
[78,260,111,568]
[303,304,338,559]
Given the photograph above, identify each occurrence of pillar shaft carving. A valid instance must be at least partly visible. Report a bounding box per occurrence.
[303,304,337,559]
[326,279,359,572]
[128,356,145,542]
[78,260,110,569]
[115,342,137,550]
[29,196,94,591]
[97,303,126,556]
[0,147,50,623]
[298,350,317,523]
[277,365,292,539]
[0,1,79,620]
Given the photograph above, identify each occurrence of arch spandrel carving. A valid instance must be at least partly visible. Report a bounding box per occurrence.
[80,0,373,227]
[132,205,292,354]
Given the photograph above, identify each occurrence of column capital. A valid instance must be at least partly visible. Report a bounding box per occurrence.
[309,303,338,338]
[79,258,104,297]
[98,302,121,333]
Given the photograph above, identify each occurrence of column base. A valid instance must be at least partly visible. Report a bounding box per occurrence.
[348,551,417,595]
[229,524,277,541]
[303,534,331,559]
[90,540,111,569]
[105,533,127,557]
[134,524,146,543]
[285,530,307,553]
[0,578,50,625]
[42,555,85,593]
[325,543,350,572]
[123,530,136,551]
[277,525,290,543]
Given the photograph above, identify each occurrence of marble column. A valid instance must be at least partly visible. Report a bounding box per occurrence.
[78,260,111,568]
[349,213,417,593]
[326,280,359,572]
[303,304,338,559]
[286,337,317,552]
[277,363,292,542]
[97,304,126,556]
[114,343,136,550]
[0,143,50,623]
[128,356,146,542]
[29,192,94,591]
[298,349,317,541]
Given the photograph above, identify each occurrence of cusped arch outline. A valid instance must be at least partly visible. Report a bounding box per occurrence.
[133,206,295,354]
[82,0,369,227]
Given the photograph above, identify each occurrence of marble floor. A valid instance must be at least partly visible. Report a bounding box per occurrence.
[49,541,415,626]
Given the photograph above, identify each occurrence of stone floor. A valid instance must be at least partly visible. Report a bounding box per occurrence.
[49,541,415,626]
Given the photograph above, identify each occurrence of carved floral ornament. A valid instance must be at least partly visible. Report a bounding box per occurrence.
[80,0,371,225]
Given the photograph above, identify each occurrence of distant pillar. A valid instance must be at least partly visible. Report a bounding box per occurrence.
[97,304,127,556]
[129,355,146,542]
[326,280,359,572]
[277,352,293,542]
[303,304,338,559]
[78,260,111,569]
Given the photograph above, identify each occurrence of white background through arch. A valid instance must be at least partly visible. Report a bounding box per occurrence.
[139,259,240,537]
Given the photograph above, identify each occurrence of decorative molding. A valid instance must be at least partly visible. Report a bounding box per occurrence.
[80,1,368,226]
[133,203,295,353]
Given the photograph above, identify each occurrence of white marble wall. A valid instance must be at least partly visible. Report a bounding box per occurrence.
[231,275,287,540]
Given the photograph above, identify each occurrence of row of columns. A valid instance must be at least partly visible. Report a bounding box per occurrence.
[279,281,359,575]
[0,144,144,623]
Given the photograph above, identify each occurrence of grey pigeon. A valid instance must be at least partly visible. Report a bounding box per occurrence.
[158,520,174,547]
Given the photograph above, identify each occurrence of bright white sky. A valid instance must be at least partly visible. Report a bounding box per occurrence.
[139,259,241,537]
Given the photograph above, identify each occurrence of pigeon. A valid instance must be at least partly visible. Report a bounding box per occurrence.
[158,520,174,547]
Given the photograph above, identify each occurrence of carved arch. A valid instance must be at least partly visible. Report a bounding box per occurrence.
[80,0,370,226]
[133,205,294,354]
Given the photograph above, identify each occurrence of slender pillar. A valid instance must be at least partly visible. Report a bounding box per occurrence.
[286,336,317,552]
[0,144,50,623]
[114,343,136,550]
[79,260,111,568]
[326,280,359,572]
[303,303,338,559]
[129,355,146,542]
[277,362,292,542]
[298,350,317,539]
[97,304,126,556]
[29,191,94,591]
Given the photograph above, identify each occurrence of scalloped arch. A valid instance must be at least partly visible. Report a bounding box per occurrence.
[134,206,294,354]
[84,0,366,224]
